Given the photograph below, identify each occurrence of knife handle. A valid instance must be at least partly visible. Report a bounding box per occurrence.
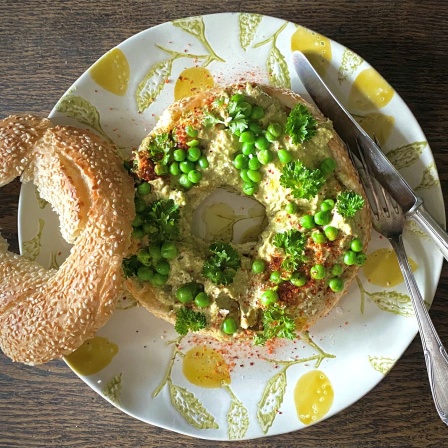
[411,205,448,262]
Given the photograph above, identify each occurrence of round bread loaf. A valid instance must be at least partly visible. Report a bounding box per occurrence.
[125,83,371,343]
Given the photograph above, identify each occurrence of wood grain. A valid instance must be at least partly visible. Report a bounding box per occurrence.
[1,1,448,446]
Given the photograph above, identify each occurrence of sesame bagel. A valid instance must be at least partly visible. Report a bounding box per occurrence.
[126,83,371,343]
[0,115,135,364]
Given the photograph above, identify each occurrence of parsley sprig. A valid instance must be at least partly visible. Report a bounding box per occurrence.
[254,303,296,345]
[174,307,207,336]
[336,191,365,218]
[144,199,180,243]
[202,242,241,285]
[280,161,325,199]
[273,229,307,272]
[285,103,317,144]
[145,132,175,166]
[202,97,249,134]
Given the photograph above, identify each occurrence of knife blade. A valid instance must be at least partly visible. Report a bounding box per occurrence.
[292,50,448,261]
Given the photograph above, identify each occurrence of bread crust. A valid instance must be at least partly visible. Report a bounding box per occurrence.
[128,83,371,340]
[0,115,135,365]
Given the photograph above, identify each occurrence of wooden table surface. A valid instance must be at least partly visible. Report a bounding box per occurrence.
[1,1,448,446]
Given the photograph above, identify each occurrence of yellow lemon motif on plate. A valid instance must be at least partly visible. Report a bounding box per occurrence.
[294,370,334,425]
[348,68,394,112]
[182,345,231,388]
[354,112,395,146]
[363,248,418,287]
[174,67,215,101]
[65,336,119,376]
[89,48,130,96]
[290,26,332,77]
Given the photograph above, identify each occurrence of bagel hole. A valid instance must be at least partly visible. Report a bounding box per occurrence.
[191,187,267,245]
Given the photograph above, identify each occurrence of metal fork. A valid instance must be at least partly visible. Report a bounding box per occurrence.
[352,139,448,426]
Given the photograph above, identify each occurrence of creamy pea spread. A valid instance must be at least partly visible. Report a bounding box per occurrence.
[126,83,369,343]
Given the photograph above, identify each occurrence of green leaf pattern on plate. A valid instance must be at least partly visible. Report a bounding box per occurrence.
[34,186,48,209]
[405,219,430,239]
[416,162,440,190]
[103,373,123,404]
[55,95,111,142]
[386,141,426,170]
[368,356,396,374]
[169,383,219,429]
[223,384,250,439]
[49,251,60,270]
[22,218,45,261]
[368,291,414,317]
[338,49,363,82]
[238,13,263,50]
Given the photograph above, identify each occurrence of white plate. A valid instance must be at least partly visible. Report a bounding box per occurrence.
[18,12,445,440]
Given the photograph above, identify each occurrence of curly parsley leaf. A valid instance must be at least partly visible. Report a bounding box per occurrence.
[280,161,325,199]
[175,307,207,336]
[273,229,307,272]
[285,103,317,144]
[336,191,365,218]
[146,132,175,166]
[202,242,241,285]
[253,303,296,345]
[144,199,180,242]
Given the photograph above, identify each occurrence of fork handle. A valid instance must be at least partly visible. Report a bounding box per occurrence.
[411,204,448,262]
[390,235,448,425]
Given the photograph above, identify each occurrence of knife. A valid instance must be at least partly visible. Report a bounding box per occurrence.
[292,50,448,262]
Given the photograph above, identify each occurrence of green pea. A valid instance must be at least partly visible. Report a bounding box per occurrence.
[131,228,144,239]
[343,250,358,266]
[240,169,251,183]
[250,105,265,120]
[151,272,169,286]
[186,139,199,148]
[176,285,194,303]
[356,253,367,266]
[148,243,162,263]
[134,197,146,213]
[222,317,238,335]
[154,164,169,176]
[255,135,270,151]
[239,101,253,118]
[319,157,337,175]
[231,93,245,103]
[137,249,152,266]
[132,214,144,228]
[312,231,327,244]
[257,149,273,165]
[179,174,193,189]
[137,266,154,282]
[267,122,282,138]
[154,260,170,276]
[187,169,202,184]
[314,210,332,226]
[242,142,256,156]
[249,121,263,135]
[239,130,256,144]
[310,264,326,279]
[180,160,195,173]
[277,149,292,164]
[270,271,283,284]
[350,238,363,252]
[264,131,277,143]
[137,182,151,196]
[248,157,261,171]
[242,181,258,195]
[169,161,181,176]
[251,259,266,274]
[173,149,186,162]
[290,273,307,287]
[321,199,335,211]
[187,147,201,162]
[233,154,249,170]
[161,242,177,260]
[285,202,298,214]
[324,226,339,241]
[300,214,315,229]
[260,289,279,306]
[329,277,344,292]
[331,264,344,276]
[197,155,209,169]
[247,169,262,183]
[194,292,210,308]
[185,125,198,138]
